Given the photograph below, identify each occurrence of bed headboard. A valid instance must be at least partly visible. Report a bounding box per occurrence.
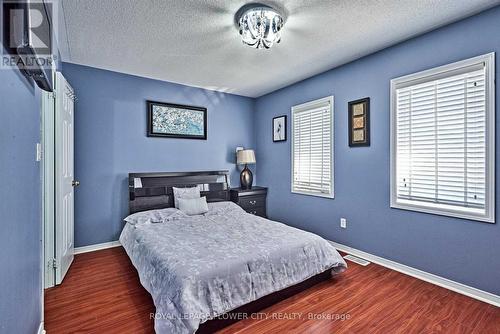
[128,170,230,214]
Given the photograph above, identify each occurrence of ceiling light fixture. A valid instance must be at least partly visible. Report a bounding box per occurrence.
[236,3,284,49]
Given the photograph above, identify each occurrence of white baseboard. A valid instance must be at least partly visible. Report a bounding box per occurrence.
[330,241,500,307]
[74,240,121,254]
[38,322,45,334]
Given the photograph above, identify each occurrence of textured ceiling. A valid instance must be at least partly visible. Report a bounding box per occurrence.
[59,0,500,97]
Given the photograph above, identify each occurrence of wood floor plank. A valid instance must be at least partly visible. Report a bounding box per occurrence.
[44,247,499,334]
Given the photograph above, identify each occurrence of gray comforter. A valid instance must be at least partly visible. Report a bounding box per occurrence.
[119,201,346,334]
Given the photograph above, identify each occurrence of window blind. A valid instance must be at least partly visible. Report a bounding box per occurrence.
[292,97,333,197]
[395,66,487,210]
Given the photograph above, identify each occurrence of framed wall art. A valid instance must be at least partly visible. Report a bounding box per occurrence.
[147,101,207,139]
[273,115,287,142]
[348,97,370,147]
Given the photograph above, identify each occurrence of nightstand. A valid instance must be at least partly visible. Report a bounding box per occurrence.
[230,187,267,218]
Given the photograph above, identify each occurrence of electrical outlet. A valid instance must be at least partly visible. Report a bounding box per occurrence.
[340,218,347,229]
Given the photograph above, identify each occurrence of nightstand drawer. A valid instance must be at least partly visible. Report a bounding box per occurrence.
[239,195,265,209]
[230,186,267,218]
[244,206,266,218]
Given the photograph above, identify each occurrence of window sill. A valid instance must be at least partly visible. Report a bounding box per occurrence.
[391,199,494,223]
[291,189,335,199]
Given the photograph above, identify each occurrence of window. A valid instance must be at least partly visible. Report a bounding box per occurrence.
[390,53,495,223]
[292,96,334,198]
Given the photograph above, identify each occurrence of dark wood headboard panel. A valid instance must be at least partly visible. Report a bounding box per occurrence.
[128,170,230,214]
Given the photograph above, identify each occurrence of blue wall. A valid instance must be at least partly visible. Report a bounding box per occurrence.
[255,6,500,295]
[62,63,256,247]
[0,51,42,332]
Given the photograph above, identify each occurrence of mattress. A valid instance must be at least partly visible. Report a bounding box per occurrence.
[119,201,346,333]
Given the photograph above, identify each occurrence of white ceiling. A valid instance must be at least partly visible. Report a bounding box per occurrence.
[58,0,500,97]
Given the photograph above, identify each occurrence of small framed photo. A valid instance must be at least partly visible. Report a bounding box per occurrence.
[147,101,207,139]
[273,115,287,142]
[348,98,370,147]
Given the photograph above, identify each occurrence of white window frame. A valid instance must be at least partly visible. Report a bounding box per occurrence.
[390,53,495,223]
[291,96,335,199]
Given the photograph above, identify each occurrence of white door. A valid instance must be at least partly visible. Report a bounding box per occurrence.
[55,72,76,284]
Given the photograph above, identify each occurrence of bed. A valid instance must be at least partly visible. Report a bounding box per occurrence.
[120,171,347,334]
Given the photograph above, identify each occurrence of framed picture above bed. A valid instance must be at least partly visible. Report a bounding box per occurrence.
[147,101,207,139]
[273,115,287,142]
[348,97,370,147]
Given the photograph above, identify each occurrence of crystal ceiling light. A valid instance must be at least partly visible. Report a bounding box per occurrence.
[236,3,284,49]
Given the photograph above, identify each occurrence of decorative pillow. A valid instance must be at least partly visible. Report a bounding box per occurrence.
[172,186,200,208]
[178,197,209,216]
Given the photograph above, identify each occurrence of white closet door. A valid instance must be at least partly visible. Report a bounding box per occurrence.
[55,72,75,284]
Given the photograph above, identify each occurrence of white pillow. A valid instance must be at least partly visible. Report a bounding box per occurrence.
[178,197,209,216]
[172,186,200,208]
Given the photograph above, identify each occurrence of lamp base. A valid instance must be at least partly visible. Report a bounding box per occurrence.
[240,164,253,189]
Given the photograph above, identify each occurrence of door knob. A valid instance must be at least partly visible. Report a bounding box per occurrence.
[72,180,80,187]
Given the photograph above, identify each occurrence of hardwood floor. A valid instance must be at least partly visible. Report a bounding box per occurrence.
[45,247,499,334]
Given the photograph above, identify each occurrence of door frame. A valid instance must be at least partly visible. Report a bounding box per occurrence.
[42,88,56,289]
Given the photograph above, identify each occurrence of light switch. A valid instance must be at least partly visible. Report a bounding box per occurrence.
[36,143,42,162]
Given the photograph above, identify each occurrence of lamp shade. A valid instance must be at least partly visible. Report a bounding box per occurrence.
[237,149,256,165]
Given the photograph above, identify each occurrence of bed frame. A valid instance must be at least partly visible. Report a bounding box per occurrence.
[128,170,334,333]
[129,170,231,214]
